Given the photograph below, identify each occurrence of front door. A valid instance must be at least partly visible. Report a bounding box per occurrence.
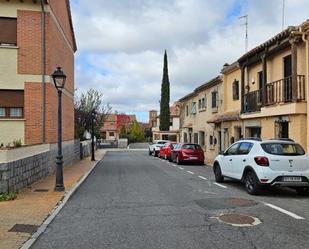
[283,55,292,101]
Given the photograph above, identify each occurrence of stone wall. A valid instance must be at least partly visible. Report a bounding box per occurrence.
[0,139,93,193]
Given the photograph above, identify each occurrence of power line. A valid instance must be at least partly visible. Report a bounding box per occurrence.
[239,14,248,52]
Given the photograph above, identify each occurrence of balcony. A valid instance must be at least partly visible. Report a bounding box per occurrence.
[243,75,306,113]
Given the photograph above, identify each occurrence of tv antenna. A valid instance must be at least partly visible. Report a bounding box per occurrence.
[282,0,285,30]
[239,15,248,52]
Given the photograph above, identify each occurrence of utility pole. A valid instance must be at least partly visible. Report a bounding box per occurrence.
[282,0,285,31]
[239,15,248,52]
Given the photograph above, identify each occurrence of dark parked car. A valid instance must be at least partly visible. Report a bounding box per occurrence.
[171,143,204,165]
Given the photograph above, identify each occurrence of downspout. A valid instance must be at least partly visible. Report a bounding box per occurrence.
[40,0,46,143]
[300,26,309,152]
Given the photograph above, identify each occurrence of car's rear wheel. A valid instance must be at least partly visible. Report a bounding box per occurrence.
[148,150,152,156]
[213,164,224,183]
[164,154,167,160]
[295,187,309,196]
[245,171,261,195]
[153,149,156,157]
[176,155,182,165]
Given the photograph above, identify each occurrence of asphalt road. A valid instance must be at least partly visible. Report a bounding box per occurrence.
[33,150,309,249]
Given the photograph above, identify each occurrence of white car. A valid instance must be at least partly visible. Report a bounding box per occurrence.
[213,138,309,195]
[149,140,168,157]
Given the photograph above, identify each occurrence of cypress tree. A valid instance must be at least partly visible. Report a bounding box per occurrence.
[159,50,170,131]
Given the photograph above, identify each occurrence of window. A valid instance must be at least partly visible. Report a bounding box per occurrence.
[201,97,205,109]
[198,99,202,109]
[182,144,202,150]
[191,102,196,114]
[209,135,213,145]
[261,143,305,156]
[186,105,189,116]
[238,142,253,155]
[184,132,188,143]
[169,118,173,127]
[232,80,239,100]
[211,91,218,108]
[109,132,115,137]
[199,131,205,147]
[0,108,5,117]
[9,107,22,117]
[225,143,240,155]
[0,17,17,45]
[198,97,206,110]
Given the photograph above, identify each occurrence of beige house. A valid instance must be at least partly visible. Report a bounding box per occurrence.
[179,76,223,164]
[152,103,181,142]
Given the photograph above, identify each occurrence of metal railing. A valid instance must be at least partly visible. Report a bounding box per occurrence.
[243,75,306,113]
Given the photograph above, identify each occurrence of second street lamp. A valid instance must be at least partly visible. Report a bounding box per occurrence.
[52,67,66,192]
[91,109,96,161]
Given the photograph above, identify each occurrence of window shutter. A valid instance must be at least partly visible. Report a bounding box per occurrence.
[0,18,17,45]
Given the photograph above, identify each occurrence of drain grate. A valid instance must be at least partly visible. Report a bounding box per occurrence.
[9,224,39,234]
[218,213,261,227]
[33,189,49,192]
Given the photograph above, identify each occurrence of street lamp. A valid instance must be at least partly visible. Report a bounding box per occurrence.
[52,67,66,192]
[91,109,97,161]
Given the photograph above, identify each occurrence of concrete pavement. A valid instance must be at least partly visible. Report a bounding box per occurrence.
[33,150,309,249]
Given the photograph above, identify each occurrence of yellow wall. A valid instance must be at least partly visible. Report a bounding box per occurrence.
[0,120,24,145]
[267,48,291,82]
[0,1,41,17]
[0,48,44,89]
[223,68,241,113]
[247,63,262,92]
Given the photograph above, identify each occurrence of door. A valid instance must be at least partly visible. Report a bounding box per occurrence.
[232,142,254,179]
[283,55,292,101]
[249,127,261,138]
[221,143,240,177]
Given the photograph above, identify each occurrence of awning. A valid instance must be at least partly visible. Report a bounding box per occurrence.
[207,112,240,124]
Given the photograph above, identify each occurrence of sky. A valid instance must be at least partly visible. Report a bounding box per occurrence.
[70,0,309,122]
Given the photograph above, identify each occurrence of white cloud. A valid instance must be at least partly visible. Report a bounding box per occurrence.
[71,0,309,121]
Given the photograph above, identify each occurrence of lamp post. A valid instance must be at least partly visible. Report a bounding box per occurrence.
[91,109,96,161]
[51,67,66,192]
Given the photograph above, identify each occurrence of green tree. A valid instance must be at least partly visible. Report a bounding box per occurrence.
[129,121,145,143]
[74,89,111,140]
[159,50,170,131]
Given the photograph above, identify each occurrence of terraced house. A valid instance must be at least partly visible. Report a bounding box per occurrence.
[179,76,223,164]
[0,0,76,146]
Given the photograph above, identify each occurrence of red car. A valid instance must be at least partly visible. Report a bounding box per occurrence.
[171,143,204,165]
[159,142,176,161]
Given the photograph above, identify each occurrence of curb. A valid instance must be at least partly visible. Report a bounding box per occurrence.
[20,153,105,249]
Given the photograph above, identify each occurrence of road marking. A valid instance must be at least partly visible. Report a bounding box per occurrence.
[198,175,208,180]
[178,167,184,170]
[213,182,227,189]
[263,202,305,220]
[187,170,194,175]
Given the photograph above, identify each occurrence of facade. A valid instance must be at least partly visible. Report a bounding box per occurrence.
[152,103,181,142]
[0,0,77,146]
[179,76,223,164]
[101,113,137,141]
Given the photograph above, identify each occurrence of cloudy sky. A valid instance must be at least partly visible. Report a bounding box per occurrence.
[71,0,309,122]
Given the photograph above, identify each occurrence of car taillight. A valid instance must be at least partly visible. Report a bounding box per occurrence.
[254,156,269,167]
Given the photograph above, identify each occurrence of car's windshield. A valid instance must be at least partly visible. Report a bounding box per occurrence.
[261,142,305,156]
[182,144,201,150]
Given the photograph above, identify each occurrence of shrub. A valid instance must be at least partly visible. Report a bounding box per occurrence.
[0,192,17,202]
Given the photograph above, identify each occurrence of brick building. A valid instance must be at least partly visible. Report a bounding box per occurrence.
[0,0,77,146]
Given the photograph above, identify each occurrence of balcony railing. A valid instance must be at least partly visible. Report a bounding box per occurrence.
[243,75,306,113]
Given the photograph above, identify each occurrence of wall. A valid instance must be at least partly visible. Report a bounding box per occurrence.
[223,68,241,113]
[0,139,92,193]
[0,120,24,145]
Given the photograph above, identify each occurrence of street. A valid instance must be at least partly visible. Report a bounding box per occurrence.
[33,150,309,249]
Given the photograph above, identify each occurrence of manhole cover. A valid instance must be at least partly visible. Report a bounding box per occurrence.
[34,189,49,192]
[9,224,39,234]
[217,213,261,227]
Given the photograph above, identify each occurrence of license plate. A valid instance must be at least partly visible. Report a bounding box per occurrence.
[283,176,302,182]
[189,157,198,160]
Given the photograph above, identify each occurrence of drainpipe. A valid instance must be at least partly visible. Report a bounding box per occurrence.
[40,0,46,143]
[300,26,309,152]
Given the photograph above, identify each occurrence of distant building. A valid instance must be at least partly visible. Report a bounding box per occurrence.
[151,103,181,142]
[101,113,136,141]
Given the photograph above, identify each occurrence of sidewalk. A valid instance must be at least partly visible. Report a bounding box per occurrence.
[0,149,106,249]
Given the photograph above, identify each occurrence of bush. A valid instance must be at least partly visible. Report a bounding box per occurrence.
[0,192,17,202]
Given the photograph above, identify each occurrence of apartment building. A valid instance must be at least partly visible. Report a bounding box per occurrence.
[0,0,76,146]
[179,76,223,164]
[152,103,181,142]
